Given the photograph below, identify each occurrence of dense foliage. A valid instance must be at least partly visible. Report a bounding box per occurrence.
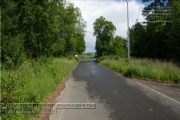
[1,0,86,67]
[1,0,85,119]
[93,0,179,62]
[93,16,127,57]
[130,0,180,61]
[1,58,77,119]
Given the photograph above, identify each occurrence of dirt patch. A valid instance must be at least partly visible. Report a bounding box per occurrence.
[33,64,77,120]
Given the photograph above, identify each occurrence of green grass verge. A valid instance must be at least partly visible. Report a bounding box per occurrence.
[77,54,95,61]
[98,57,180,83]
[1,58,77,119]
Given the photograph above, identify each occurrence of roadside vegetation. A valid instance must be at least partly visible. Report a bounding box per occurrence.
[1,0,85,119]
[1,0,180,119]
[78,53,96,61]
[1,58,77,119]
[93,0,180,83]
[1,0,86,65]
[93,0,180,62]
[98,56,180,84]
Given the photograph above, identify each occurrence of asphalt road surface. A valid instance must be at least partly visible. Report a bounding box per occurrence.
[50,59,180,120]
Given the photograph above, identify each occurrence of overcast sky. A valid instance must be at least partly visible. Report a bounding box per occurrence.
[69,0,147,53]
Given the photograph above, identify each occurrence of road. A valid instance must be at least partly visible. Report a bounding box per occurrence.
[50,59,180,120]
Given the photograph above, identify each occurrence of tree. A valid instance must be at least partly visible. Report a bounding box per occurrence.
[19,0,61,58]
[128,0,179,60]
[167,0,180,61]
[1,0,86,67]
[2,0,86,57]
[142,0,171,58]
[76,35,86,54]
[122,0,180,61]
[1,0,25,67]
[130,23,147,57]
[93,16,116,57]
[111,36,127,56]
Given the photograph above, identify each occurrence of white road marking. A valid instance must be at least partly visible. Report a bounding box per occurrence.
[137,82,180,104]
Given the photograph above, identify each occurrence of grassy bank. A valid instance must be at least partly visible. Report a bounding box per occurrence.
[1,58,77,119]
[77,53,95,61]
[98,56,180,83]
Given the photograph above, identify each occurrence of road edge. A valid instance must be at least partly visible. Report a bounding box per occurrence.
[33,63,78,120]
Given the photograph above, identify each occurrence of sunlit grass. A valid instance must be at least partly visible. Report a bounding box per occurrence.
[99,57,180,83]
[1,58,77,119]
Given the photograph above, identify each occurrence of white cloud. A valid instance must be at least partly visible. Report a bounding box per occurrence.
[70,0,145,53]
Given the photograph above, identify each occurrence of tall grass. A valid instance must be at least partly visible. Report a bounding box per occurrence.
[99,57,180,83]
[1,58,77,119]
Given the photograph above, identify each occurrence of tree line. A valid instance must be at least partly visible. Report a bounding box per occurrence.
[1,0,86,67]
[130,0,180,61]
[93,16,127,57]
[94,0,179,62]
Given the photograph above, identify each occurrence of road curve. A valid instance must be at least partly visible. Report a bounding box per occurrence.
[50,59,180,120]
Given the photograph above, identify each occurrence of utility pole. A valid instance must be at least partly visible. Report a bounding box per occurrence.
[155,0,157,59]
[126,0,130,65]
